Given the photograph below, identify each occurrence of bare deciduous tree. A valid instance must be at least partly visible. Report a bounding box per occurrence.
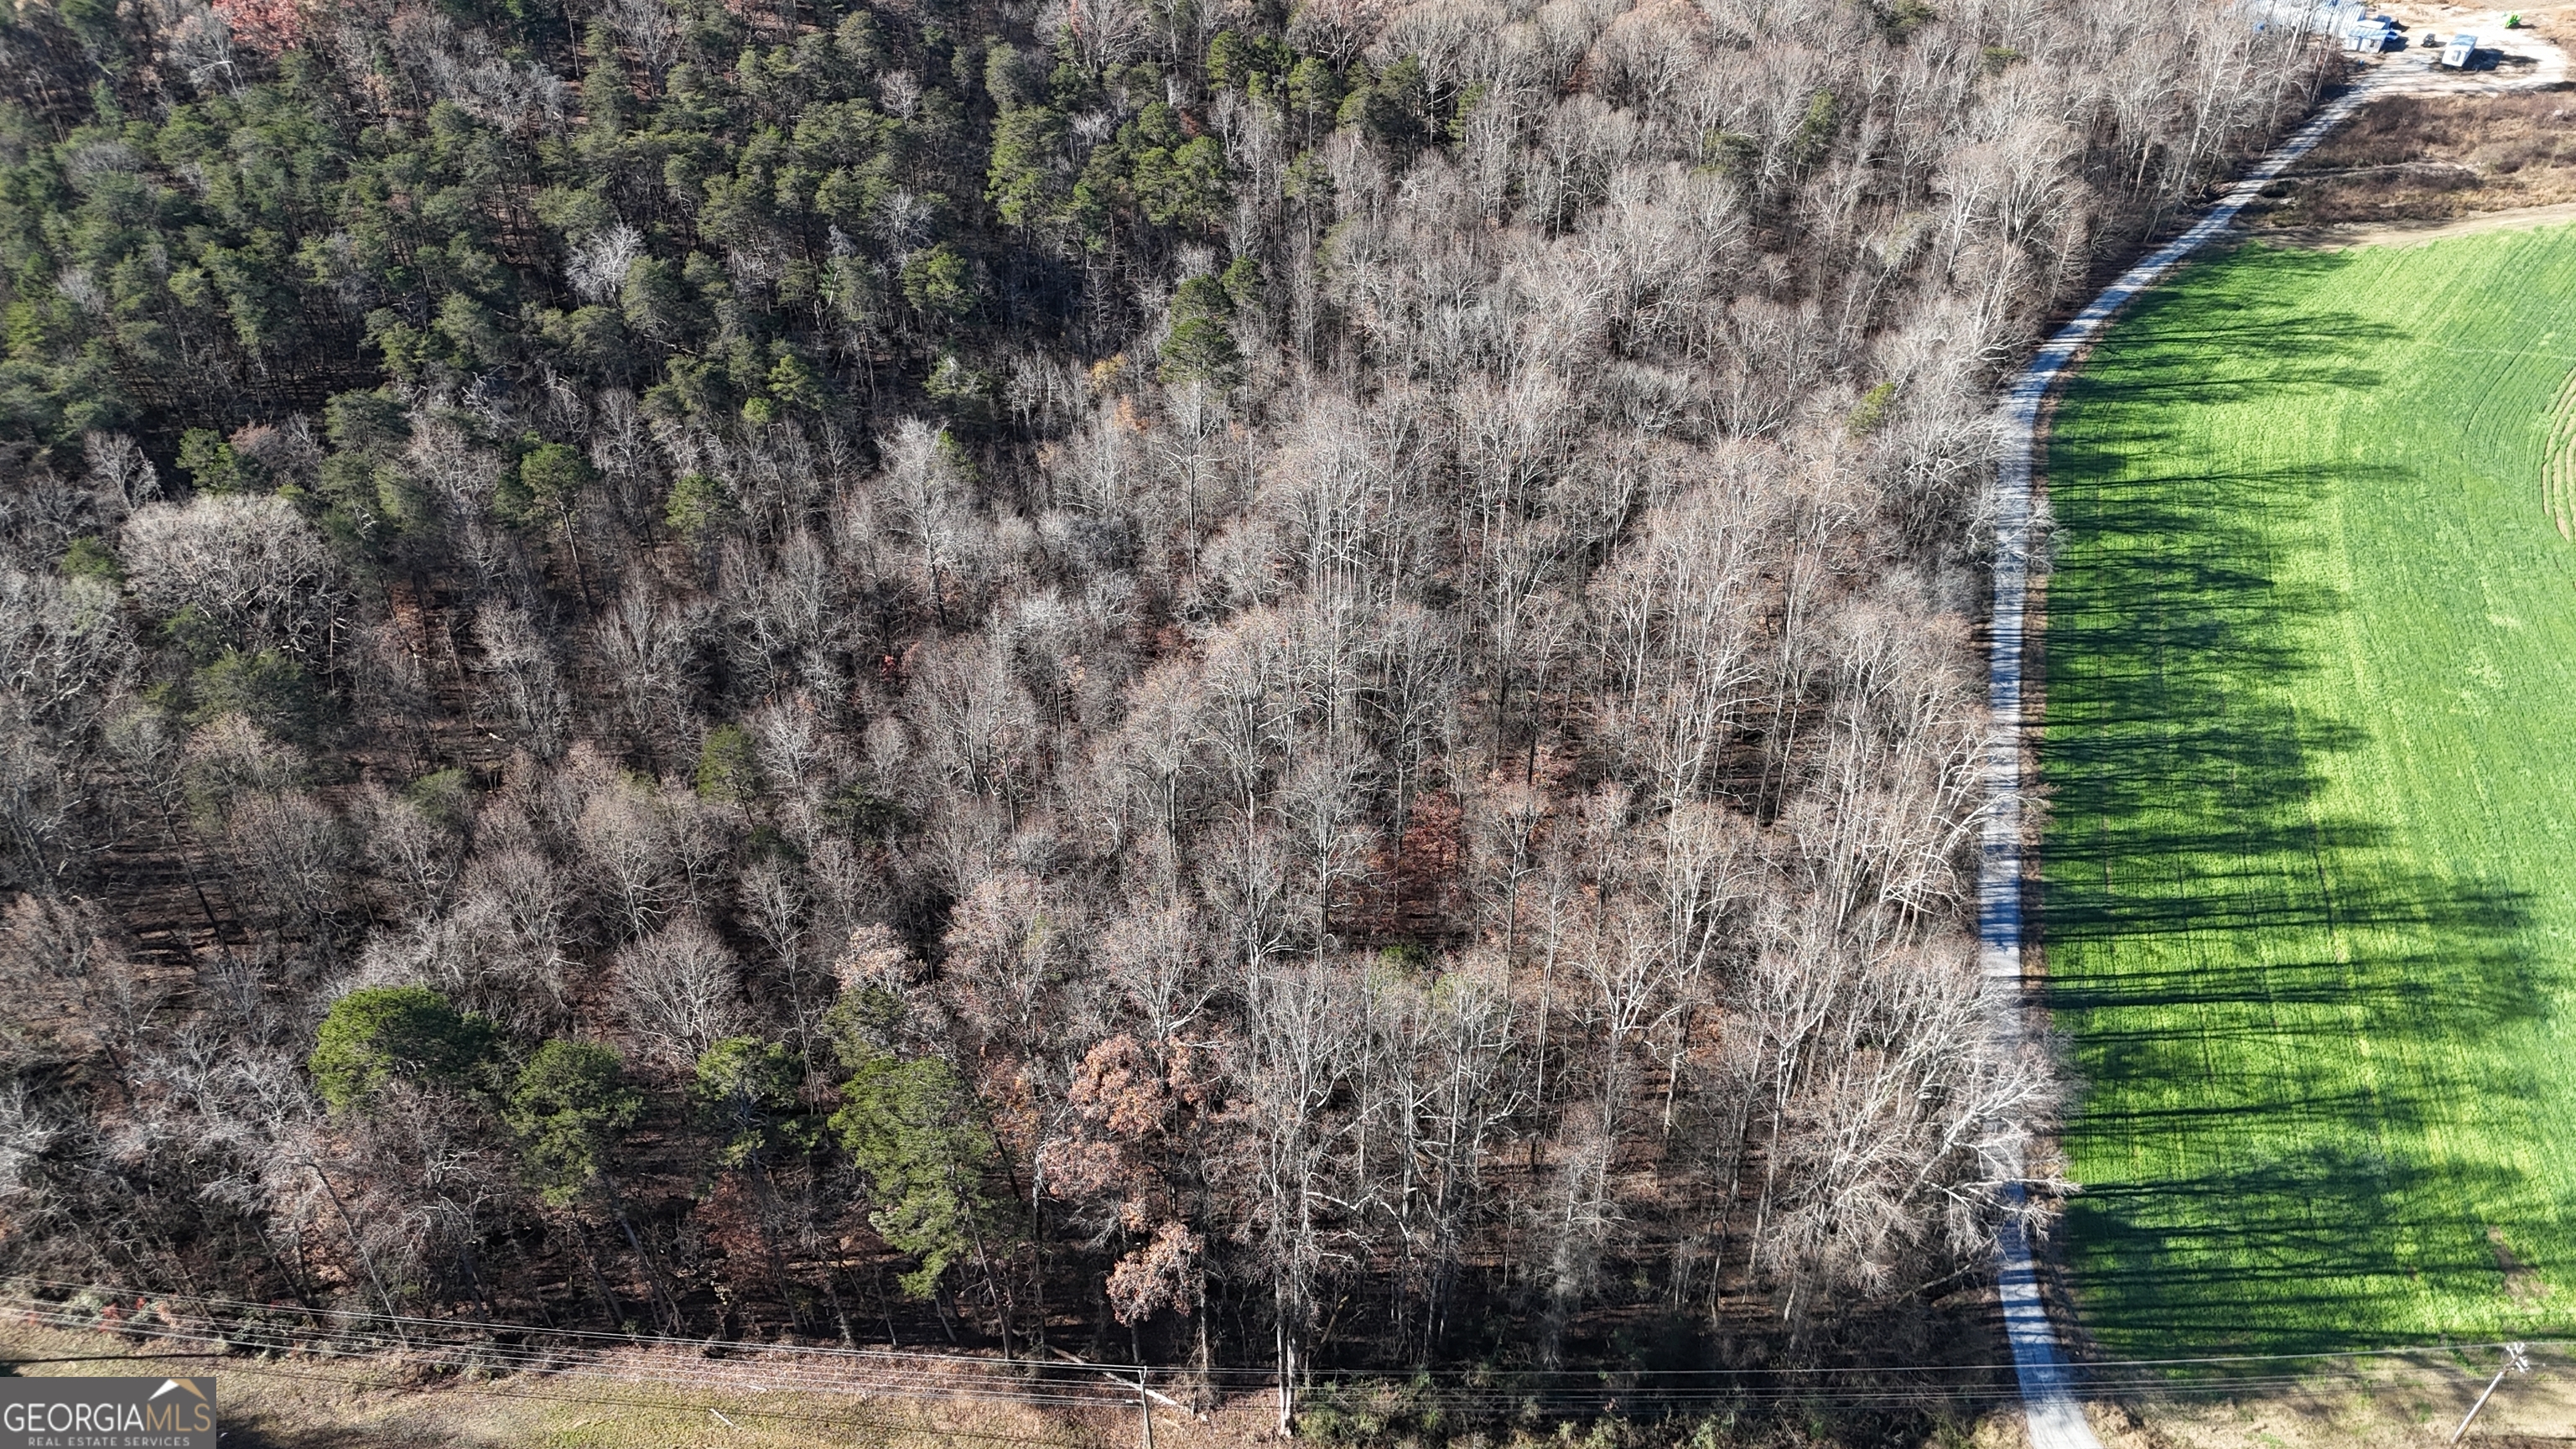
[615,917,749,1068]
[122,495,340,660]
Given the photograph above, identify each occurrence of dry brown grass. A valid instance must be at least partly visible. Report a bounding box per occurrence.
[0,1318,2012,1448]
[2253,91,2576,228]
[2072,1344,2576,1449]
[0,1318,1161,1449]
[32,1316,2576,1448]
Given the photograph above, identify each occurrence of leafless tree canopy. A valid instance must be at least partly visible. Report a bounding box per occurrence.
[0,0,2326,1417]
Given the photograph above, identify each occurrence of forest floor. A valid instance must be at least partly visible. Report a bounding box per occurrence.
[2038,207,2576,1352]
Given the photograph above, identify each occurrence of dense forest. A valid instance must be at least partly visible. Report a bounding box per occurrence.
[0,0,2325,1419]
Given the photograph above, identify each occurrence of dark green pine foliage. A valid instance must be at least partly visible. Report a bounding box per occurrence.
[690,1036,811,1171]
[506,1039,647,1207]
[830,1049,1005,1300]
[1159,273,1240,386]
[309,984,497,1113]
[0,0,1375,467]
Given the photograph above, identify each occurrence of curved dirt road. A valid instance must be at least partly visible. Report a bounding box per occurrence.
[1977,52,2430,1449]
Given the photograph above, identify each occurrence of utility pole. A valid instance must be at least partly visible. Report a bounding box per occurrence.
[1138,1367,1155,1449]
[2450,1342,2532,1445]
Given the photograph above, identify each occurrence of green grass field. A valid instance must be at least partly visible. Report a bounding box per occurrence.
[2042,224,2576,1356]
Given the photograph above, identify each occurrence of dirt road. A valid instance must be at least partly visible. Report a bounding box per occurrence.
[1981,57,2415,1449]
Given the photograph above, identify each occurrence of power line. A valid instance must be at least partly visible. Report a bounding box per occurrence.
[33,1277,2553,1379]
[16,1278,1143,1374]
[6,1281,2561,1419]
[0,1296,1130,1412]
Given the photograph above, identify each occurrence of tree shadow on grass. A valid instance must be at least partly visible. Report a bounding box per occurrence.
[2037,257,2553,1359]
[2060,1149,2547,1361]
[2075,251,2406,405]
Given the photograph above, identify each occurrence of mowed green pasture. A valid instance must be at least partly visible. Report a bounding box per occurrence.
[2043,224,2576,1355]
